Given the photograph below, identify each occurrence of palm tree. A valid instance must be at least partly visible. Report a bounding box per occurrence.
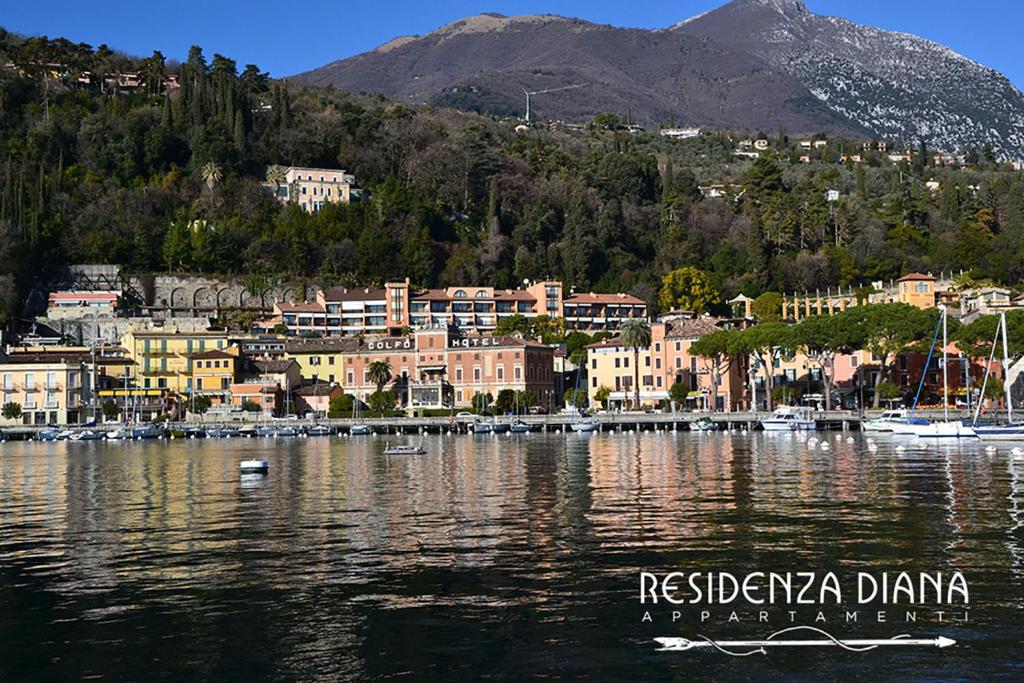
[265,164,286,195]
[201,161,222,192]
[620,318,652,410]
[367,360,392,395]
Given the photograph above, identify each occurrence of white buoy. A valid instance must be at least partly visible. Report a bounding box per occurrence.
[867,444,878,451]
[1011,447,1024,456]
[820,442,830,450]
[895,445,906,452]
[985,445,998,454]
[846,437,855,443]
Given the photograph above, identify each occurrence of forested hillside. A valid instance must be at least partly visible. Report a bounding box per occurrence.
[2,30,1024,323]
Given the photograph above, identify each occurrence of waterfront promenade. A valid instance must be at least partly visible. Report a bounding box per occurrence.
[0,409,983,440]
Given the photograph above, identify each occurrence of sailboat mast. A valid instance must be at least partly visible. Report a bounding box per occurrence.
[941,306,949,421]
[1001,312,1013,423]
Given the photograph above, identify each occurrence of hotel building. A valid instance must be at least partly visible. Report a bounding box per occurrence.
[283,326,557,410]
[268,279,647,337]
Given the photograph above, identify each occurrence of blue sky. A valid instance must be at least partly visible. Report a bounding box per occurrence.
[4,1,1023,87]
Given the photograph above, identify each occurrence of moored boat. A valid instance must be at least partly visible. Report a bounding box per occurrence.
[240,459,269,474]
[383,443,426,455]
[306,424,334,436]
[862,410,908,432]
[760,407,815,431]
[509,419,531,433]
[691,417,718,432]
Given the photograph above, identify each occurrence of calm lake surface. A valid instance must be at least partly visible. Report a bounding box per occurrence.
[0,431,1021,681]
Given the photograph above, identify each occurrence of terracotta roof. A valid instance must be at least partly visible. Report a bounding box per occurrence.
[253,359,298,374]
[283,337,362,354]
[665,317,721,339]
[493,290,537,302]
[294,382,341,396]
[189,349,236,360]
[564,292,646,305]
[585,336,624,350]
[897,272,935,282]
[276,301,325,313]
[411,289,450,301]
[321,286,387,302]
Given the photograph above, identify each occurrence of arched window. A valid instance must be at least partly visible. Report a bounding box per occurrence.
[475,290,489,298]
[454,290,467,298]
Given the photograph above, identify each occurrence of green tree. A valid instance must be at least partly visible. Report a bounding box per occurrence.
[200,160,222,192]
[751,292,784,321]
[191,395,212,418]
[793,311,866,410]
[594,385,611,409]
[668,382,688,407]
[848,304,932,407]
[495,389,516,414]
[691,328,744,412]
[620,318,652,409]
[658,266,720,313]
[472,392,493,413]
[2,402,22,420]
[743,322,795,410]
[875,382,903,406]
[368,389,397,416]
[564,387,588,410]
[367,360,393,394]
[241,400,261,412]
[101,399,120,421]
[328,394,355,418]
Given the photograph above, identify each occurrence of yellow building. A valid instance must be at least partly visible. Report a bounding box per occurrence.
[122,327,230,394]
[896,272,936,308]
[189,348,239,404]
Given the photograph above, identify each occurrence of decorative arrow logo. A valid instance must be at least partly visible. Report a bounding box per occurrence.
[655,626,956,656]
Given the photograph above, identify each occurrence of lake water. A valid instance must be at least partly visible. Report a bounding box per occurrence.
[0,432,1021,680]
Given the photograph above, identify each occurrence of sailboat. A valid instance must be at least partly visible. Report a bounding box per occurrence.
[973,312,1024,440]
[907,306,975,438]
[510,390,530,433]
[569,363,600,433]
[349,396,371,436]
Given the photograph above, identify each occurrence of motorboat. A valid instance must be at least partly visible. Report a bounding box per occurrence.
[760,407,816,431]
[170,426,206,439]
[240,459,269,474]
[276,426,300,438]
[862,410,908,432]
[36,428,62,441]
[383,443,426,455]
[255,425,278,438]
[306,424,334,437]
[472,417,495,434]
[509,419,531,434]
[349,424,372,436]
[691,417,718,432]
[570,417,601,433]
[69,429,104,441]
[206,426,240,438]
[56,429,76,440]
[130,424,164,440]
[105,428,130,440]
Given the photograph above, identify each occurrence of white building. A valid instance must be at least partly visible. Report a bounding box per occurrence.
[266,167,357,213]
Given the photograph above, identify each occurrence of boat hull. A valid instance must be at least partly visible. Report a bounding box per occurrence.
[974,425,1024,441]
[570,421,600,433]
[910,421,976,438]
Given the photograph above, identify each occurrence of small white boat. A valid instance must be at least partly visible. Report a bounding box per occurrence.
[105,428,129,440]
[691,417,718,432]
[349,424,371,436]
[509,419,531,434]
[472,418,495,434]
[69,429,104,441]
[570,417,601,433]
[306,424,333,437]
[862,410,908,432]
[240,459,269,474]
[383,443,426,455]
[911,420,976,439]
[760,407,816,431]
[974,423,1024,441]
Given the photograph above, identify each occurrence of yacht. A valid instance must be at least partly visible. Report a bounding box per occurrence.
[69,429,104,441]
[306,424,333,437]
[691,417,718,432]
[972,312,1024,441]
[472,417,496,434]
[509,419,531,434]
[384,443,426,455]
[904,306,975,439]
[570,416,601,433]
[862,410,909,432]
[36,428,62,441]
[760,406,816,431]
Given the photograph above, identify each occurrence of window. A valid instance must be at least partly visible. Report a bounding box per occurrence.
[497,367,504,381]
[456,368,463,382]
[473,367,481,382]
[615,358,620,368]
[454,290,467,298]
[514,366,522,381]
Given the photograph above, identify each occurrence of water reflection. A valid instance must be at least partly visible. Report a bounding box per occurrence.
[0,433,1021,680]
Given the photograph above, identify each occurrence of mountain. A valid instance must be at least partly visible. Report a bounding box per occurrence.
[295,1,1024,157]
[675,0,1024,158]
